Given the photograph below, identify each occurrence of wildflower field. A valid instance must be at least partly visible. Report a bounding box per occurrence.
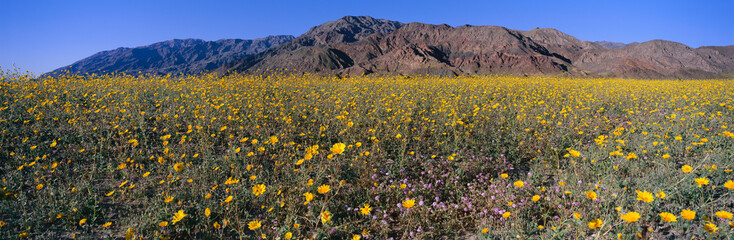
[1,69,733,239]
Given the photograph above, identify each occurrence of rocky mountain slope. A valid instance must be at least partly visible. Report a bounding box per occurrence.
[575,40,734,78]
[46,35,294,76]
[218,16,404,74]
[593,41,639,49]
[48,16,734,79]
[218,16,734,78]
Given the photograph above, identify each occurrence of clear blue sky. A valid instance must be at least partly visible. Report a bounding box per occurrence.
[1,0,732,74]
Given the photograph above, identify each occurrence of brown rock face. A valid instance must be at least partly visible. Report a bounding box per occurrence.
[299,15,405,45]
[221,16,734,78]
[696,45,734,73]
[575,40,732,78]
[222,21,576,77]
[523,28,606,62]
[50,15,734,79]
[359,23,572,76]
[216,16,403,74]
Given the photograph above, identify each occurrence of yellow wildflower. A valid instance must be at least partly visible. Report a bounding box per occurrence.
[320,211,332,224]
[585,191,597,200]
[225,177,240,185]
[636,190,654,203]
[568,149,581,157]
[173,162,184,172]
[695,177,709,187]
[724,180,734,190]
[588,219,602,229]
[360,203,371,215]
[704,223,718,234]
[621,212,641,223]
[716,211,733,220]
[171,210,187,225]
[659,212,677,222]
[402,199,415,209]
[252,184,266,196]
[331,143,346,154]
[303,192,314,205]
[248,220,261,230]
[317,184,330,194]
[681,209,695,220]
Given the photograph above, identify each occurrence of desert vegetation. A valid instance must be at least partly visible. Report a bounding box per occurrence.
[1,69,733,239]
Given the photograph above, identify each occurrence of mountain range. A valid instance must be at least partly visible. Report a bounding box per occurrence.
[46,35,294,76]
[47,16,734,79]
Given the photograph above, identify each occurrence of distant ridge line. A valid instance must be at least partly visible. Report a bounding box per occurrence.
[48,16,734,79]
